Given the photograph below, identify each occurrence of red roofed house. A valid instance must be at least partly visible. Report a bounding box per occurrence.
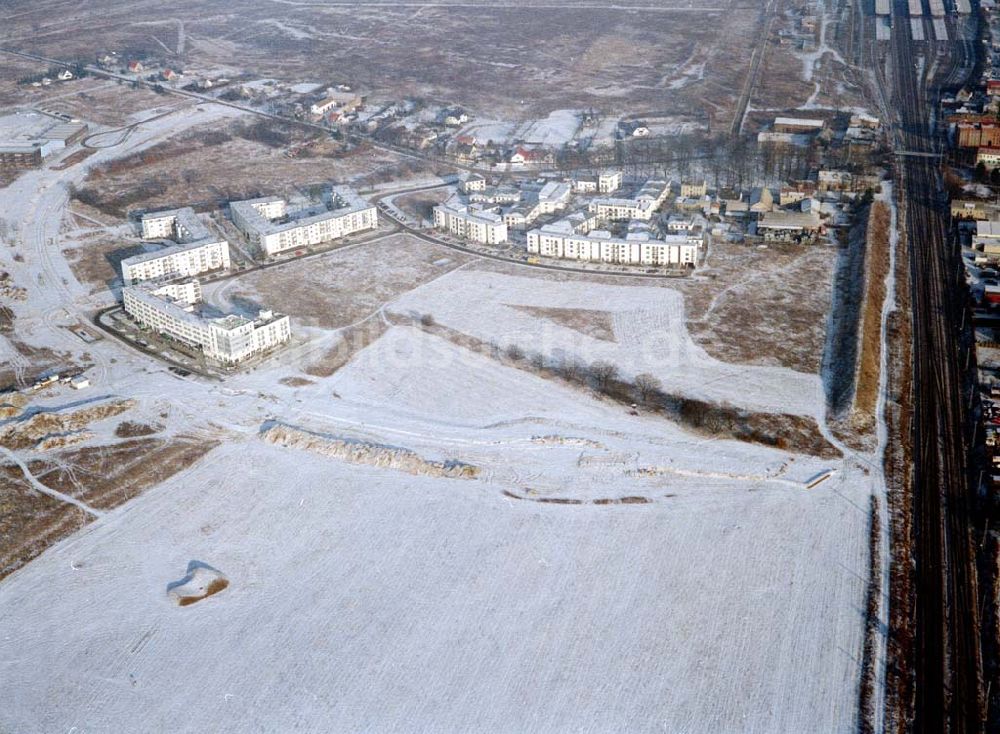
[128,60,144,74]
[510,146,545,166]
[988,79,1000,97]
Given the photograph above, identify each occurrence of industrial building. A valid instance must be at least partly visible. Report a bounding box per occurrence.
[122,279,291,365]
[756,211,823,243]
[231,186,378,257]
[0,113,88,169]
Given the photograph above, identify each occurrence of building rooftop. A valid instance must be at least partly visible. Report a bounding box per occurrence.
[977,220,1000,238]
[231,186,371,236]
[141,207,212,243]
[121,239,225,269]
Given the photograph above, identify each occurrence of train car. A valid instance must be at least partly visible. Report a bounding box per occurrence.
[928,0,945,17]
[909,0,924,16]
[911,16,926,38]
[955,0,972,14]
[876,0,891,15]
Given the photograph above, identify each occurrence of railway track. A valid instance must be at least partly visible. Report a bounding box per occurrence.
[884,2,985,730]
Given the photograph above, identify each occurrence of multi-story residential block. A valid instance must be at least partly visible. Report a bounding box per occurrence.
[977,147,1000,171]
[680,180,707,198]
[125,207,231,285]
[140,207,212,242]
[433,199,508,244]
[231,186,378,257]
[573,170,623,194]
[527,224,697,267]
[121,240,231,285]
[122,279,291,365]
[536,181,571,214]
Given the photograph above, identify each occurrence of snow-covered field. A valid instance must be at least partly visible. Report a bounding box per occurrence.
[0,443,870,734]
[0,96,879,733]
[514,109,581,146]
[391,270,823,418]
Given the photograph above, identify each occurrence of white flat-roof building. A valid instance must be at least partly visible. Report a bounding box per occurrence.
[527,225,696,267]
[231,186,378,257]
[433,198,508,244]
[573,170,623,194]
[140,207,212,242]
[121,240,230,285]
[123,279,291,365]
[588,180,670,221]
[536,181,571,214]
[127,207,231,285]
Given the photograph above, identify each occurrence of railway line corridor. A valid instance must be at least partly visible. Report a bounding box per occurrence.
[881,3,986,731]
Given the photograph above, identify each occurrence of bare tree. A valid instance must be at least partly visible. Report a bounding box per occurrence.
[634,373,662,403]
[505,344,525,362]
[590,360,619,391]
[419,313,436,328]
[559,356,587,384]
[529,351,546,371]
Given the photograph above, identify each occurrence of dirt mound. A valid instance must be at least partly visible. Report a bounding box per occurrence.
[262,423,479,480]
[0,399,134,450]
[167,562,229,607]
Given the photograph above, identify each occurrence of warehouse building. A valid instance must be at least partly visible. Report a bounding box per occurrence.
[756,211,823,243]
[231,186,377,257]
[123,279,291,365]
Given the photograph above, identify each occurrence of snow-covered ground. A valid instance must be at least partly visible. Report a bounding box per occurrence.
[391,270,823,417]
[514,109,581,146]
[0,439,870,734]
[0,97,880,732]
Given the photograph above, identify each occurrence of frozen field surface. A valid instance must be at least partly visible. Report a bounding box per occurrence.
[392,270,823,417]
[0,437,869,733]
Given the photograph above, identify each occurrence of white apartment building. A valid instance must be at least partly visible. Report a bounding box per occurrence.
[140,207,212,242]
[588,180,670,221]
[231,186,378,257]
[572,170,622,194]
[527,226,697,267]
[598,171,623,193]
[128,207,231,285]
[121,239,231,285]
[433,199,508,244]
[536,181,571,215]
[123,279,291,365]
[459,173,487,193]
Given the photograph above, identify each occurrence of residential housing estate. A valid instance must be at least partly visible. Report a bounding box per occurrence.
[231,186,378,256]
[122,278,291,365]
[527,179,697,267]
[122,207,231,285]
